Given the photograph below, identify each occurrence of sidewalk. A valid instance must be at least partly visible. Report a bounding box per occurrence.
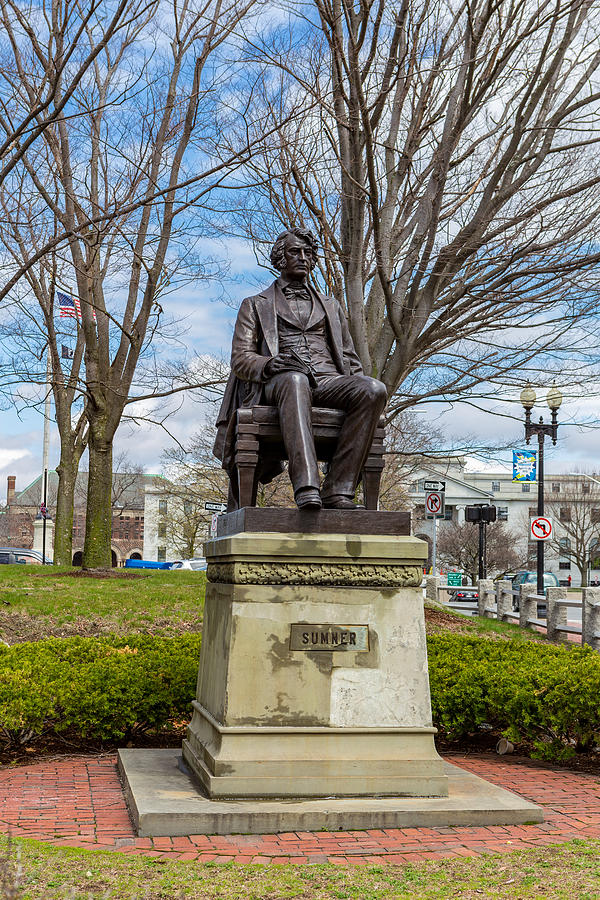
[0,753,599,865]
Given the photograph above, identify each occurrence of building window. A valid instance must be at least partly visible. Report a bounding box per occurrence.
[592,508,600,524]
[491,481,500,492]
[184,500,193,516]
[157,546,166,562]
[559,537,571,570]
[158,499,167,515]
[583,483,591,495]
[521,483,531,493]
[158,523,166,538]
[444,505,453,521]
[552,482,560,493]
[497,507,508,521]
[559,507,571,523]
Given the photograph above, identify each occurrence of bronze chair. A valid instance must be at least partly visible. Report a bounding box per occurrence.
[229,405,385,510]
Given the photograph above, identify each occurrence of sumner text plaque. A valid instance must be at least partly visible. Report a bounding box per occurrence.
[289,624,369,652]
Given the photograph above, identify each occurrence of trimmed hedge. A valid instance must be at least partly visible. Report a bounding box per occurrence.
[2,632,600,761]
[0,634,201,746]
[428,634,600,761]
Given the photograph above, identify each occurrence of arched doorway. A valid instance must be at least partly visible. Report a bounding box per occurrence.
[129,551,142,561]
[111,549,117,567]
[72,550,83,566]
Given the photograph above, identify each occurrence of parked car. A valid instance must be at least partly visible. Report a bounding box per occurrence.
[449,588,479,602]
[171,558,207,571]
[124,559,172,570]
[0,547,52,565]
[511,571,560,612]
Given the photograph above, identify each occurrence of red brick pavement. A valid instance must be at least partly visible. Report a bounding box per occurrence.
[0,753,599,864]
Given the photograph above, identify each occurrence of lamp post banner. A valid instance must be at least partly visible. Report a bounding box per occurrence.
[513,449,537,482]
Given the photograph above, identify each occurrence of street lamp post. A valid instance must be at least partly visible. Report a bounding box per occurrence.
[520,383,562,596]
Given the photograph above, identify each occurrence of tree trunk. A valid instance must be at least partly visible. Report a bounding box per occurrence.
[83,433,113,568]
[53,446,83,565]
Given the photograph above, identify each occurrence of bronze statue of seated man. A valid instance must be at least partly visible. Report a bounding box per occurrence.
[213,227,387,510]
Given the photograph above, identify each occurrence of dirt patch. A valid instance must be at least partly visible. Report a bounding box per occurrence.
[0,612,202,644]
[425,605,475,634]
[33,568,148,580]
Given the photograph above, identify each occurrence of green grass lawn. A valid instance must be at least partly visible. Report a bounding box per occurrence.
[424,600,550,643]
[0,566,205,639]
[3,835,600,899]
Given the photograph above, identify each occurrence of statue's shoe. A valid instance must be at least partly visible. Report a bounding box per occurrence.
[322,495,365,509]
[295,488,322,510]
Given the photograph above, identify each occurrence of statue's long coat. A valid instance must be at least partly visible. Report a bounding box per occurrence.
[213,280,363,483]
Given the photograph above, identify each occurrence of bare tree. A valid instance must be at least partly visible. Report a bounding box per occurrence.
[546,476,600,587]
[0,0,146,185]
[229,0,600,417]
[0,252,89,564]
[0,0,260,567]
[376,411,455,511]
[159,429,229,556]
[437,520,523,583]
[159,421,295,553]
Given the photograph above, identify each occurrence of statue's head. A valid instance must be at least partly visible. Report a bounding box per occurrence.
[270,227,318,280]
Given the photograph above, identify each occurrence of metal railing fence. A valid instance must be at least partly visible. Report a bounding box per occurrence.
[426,576,600,650]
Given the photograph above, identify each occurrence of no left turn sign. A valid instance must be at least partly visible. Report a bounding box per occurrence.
[530,516,553,541]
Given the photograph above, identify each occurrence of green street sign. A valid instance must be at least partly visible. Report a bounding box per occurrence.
[447,572,462,586]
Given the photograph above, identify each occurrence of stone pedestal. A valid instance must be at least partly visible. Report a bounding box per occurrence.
[182,527,448,799]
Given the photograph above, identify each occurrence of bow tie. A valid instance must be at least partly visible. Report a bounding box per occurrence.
[283,283,311,302]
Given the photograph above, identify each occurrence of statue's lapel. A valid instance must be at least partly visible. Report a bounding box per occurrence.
[318,292,344,370]
[255,282,279,355]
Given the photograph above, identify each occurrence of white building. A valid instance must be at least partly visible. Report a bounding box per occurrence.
[143,480,214,562]
[408,460,600,587]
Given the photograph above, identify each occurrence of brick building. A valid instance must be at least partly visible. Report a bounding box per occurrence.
[2,471,157,566]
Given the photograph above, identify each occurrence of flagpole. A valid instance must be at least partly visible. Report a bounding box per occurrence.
[41,348,51,563]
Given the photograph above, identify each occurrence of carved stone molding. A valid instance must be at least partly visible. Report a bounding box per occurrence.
[207,561,422,587]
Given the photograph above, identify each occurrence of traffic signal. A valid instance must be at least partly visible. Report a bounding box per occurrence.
[465,505,497,523]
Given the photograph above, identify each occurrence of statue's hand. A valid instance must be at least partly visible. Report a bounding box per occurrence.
[264,354,310,378]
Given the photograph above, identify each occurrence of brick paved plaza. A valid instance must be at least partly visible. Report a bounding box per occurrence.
[1,753,599,865]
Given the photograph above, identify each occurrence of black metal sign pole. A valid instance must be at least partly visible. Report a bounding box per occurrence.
[478,519,484,580]
[521,384,561,597]
[536,432,545,596]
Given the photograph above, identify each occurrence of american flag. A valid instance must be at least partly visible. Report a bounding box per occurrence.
[58,290,81,319]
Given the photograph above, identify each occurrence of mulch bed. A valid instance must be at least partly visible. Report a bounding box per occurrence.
[34,568,148,579]
[0,728,187,767]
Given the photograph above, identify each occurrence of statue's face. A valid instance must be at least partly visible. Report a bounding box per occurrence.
[280,236,313,281]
